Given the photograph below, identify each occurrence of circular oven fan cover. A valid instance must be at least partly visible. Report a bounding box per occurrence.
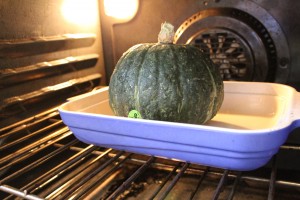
[192,29,253,81]
[174,6,289,83]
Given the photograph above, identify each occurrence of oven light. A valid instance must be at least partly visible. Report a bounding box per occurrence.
[61,0,98,26]
[104,0,139,21]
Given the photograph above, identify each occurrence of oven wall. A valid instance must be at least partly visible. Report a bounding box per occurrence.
[0,0,106,127]
[99,0,300,90]
[0,0,106,90]
[99,0,300,170]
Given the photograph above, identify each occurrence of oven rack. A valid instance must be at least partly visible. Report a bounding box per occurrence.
[1,108,300,200]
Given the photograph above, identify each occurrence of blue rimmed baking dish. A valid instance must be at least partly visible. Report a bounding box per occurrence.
[59,81,300,171]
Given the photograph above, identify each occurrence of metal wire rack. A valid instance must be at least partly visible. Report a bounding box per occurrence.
[1,108,300,200]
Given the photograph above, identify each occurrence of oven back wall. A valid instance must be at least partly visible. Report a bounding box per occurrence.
[99,0,300,170]
[100,0,300,90]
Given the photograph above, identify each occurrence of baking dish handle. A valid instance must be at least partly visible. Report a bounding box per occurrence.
[291,91,300,128]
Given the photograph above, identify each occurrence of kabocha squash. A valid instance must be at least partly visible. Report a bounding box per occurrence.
[109,22,224,124]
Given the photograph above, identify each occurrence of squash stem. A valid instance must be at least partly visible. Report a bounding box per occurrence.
[158,22,174,44]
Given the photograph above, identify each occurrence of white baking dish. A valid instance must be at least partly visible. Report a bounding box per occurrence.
[59,81,300,171]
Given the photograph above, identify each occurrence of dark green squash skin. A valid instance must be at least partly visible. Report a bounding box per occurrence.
[109,43,224,124]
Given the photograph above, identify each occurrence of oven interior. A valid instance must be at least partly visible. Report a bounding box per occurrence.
[1,0,300,199]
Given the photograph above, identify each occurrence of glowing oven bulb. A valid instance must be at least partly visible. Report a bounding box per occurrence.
[61,0,98,26]
[104,0,139,20]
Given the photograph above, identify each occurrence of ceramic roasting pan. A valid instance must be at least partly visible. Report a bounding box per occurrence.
[59,81,300,171]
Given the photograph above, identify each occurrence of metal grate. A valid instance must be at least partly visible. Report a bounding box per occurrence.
[193,31,252,81]
[174,7,283,83]
[1,109,300,200]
